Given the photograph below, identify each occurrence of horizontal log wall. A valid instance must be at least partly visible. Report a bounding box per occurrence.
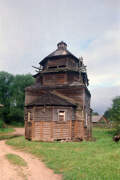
[47,58,67,67]
[43,73,67,86]
[57,88,83,105]
[31,120,85,141]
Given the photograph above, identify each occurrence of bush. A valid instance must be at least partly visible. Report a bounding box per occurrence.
[0,72,34,126]
[8,108,24,125]
[0,118,5,128]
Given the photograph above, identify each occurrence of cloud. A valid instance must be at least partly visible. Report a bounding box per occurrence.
[0,0,119,113]
[81,28,120,87]
[80,27,120,113]
[91,86,120,114]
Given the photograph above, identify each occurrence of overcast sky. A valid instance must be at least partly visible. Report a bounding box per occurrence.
[0,0,120,114]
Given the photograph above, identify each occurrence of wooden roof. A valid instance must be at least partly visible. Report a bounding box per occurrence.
[25,83,91,97]
[92,115,109,123]
[40,41,79,65]
[92,115,103,123]
[25,92,76,107]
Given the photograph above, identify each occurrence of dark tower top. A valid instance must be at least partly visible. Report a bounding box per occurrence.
[39,41,79,66]
[57,41,67,50]
[33,41,89,87]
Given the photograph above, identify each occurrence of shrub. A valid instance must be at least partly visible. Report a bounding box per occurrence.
[0,118,5,128]
[8,108,24,125]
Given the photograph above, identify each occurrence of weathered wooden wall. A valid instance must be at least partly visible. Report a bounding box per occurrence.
[30,120,86,141]
[57,87,84,105]
[44,57,79,70]
[43,73,67,86]
[25,105,87,141]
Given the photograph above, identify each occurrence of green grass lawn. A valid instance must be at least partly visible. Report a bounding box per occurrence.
[6,128,120,180]
[0,128,15,140]
[6,153,27,166]
[0,128,14,133]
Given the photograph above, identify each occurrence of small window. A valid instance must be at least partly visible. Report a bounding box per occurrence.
[28,112,31,122]
[58,111,65,121]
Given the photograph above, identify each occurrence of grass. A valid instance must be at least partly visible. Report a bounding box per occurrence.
[6,127,120,180]
[6,153,27,166]
[0,128,14,133]
[0,128,15,140]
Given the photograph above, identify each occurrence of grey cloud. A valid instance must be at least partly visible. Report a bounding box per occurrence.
[90,86,120,114]
[0,0,119,113]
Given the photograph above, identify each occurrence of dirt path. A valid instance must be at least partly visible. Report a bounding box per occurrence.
[0,128,62,180]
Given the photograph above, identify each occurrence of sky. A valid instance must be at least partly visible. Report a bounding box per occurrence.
[0,0,120,114]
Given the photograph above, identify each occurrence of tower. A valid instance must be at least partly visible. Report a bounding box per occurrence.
[25,42,92,141]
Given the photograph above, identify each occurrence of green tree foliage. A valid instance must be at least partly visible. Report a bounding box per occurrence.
[0,71,34,125]
[104,96,120,133]
[92,111,99,115]
[0,71,14,106]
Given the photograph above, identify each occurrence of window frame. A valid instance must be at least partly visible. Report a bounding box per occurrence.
[58,110,66,121]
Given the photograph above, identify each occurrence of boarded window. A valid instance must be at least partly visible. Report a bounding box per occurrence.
[58,111,65,121]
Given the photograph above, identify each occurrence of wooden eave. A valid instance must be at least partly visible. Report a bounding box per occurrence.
[25,83,86,93]
[39,54,79,66]
[25,92,77,107]
[84,87,91,97]
[34,69,80,75]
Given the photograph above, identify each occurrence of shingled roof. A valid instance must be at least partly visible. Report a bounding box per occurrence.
[25,92,76,107]
[40,41,79,65]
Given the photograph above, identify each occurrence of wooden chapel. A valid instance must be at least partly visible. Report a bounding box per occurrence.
[25,41,92,141]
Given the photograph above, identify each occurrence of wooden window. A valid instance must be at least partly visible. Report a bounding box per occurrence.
[28,112,31,122]
[58,111,65,121]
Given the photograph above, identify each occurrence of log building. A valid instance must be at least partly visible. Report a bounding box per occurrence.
[25,41,92,141]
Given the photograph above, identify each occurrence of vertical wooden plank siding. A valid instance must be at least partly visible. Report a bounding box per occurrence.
[69,120,72,139]
[51,106,53,139]
[40,121,43,139]
[32,107,35,139]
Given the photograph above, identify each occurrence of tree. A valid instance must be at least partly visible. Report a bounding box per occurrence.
[0,72,14,124]
[110,97,120,122]
[11,74,35,109]
[104,96,120,134]
[0,71,34,125]
[0,71,14,106]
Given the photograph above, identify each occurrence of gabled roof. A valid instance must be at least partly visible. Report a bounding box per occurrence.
[40,41,79,65]
[92,115,103,123]
[25,92,76,107]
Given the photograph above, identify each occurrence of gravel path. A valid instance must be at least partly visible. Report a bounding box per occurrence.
[0,128,62,180]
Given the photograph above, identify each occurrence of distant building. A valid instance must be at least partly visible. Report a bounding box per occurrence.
[92,115,109,126]
[25,41,92,141]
